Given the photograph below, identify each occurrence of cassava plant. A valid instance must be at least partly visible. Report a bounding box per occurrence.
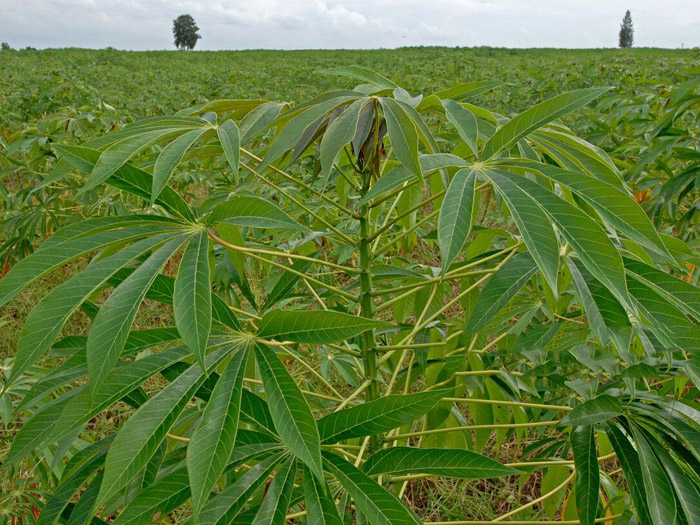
[2,66,700,524]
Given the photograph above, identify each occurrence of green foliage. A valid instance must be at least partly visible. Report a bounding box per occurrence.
[1,61,700,525]
[172,14,201,50]
[619,10,634,48]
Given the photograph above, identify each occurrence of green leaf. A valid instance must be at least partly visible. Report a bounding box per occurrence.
[303,465,344,525]
[318,389,448,443]
[631,426,677,525]
[174,231,212,371]
[654,440,700,524]
[560,395,623,427]
[624,257,700,319]
[152,128,209,203]
[567,258,630,350]
[254,343,323,481]
[438,168,477,274]
[88,237,186,399]
[195,453,284,525]
[37,439,109,525]
[604,422,652,524]
[323,452,421,525]
[113,468,190,525]
[0,217,181,308]
[571,426,600,525]
[85,127,194,192]
[56,144,195,221]
[467,252,538,332]
[250,457,296,525]
[443,100,479,157]
[524,163,670,259]
[380,97,421,179]
[319,66,398,89]
[261,95,358,169]
[320,98,368,177]
[95,346,231,508]
[257,310,391,345]
[209,195,306,230]
[239,102,285,143]
[263,256,313,311]
[484,169,559,292]
[489,169,628,303]
[8,232,181,389]
[188,348,248,519]
[483,88,610,159]
[363,447,519,479]
[217,119,241,178]
[357,166,412,206]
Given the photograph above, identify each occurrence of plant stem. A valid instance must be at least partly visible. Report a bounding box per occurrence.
[358,166,380,451]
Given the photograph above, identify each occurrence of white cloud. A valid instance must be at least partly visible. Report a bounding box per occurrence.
[0,0,698,50]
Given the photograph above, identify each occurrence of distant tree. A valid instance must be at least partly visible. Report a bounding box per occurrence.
[1,42,11,51]
[173,14,201,50]
[619,10,634,48]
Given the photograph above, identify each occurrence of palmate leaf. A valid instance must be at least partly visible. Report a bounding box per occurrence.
[56,144,195,221]
[323,452,421,525]
[257,310,391,345]
[501,160,670,259]
[217,119,241,178]
[567,258,631,350]
[0,217,182,308]
[604,422,653,524]
[303,465,344,525]
[254,343,323,481]
[318,389,448,443]
[174,231,212,371]
[320,98,368,177]
[443,100,479,157]
[631,426,677,524]
[438,167,477,274]
[319,66,399,89]
[152,127,210,203]
[5,347,191,469]
[208,195,307,230]
[488,169,629,303]
[7,232,183,390]
[483,87,610,159]
[653,440,700,524]
[19,327,180,412]
[483,169,559,292]
[37,438,110,525]
[466,252,538,333]
[194,453,284,525]
[624,257,700,319]
[95,345,232,508]
[363,447,519,479]
[560,395,623,427]
[87,236,188,399]
[260,95,359,169]
[112,468,190,525]
[379,97,422,179]
[571,426,600,525]
[250,457,296,525]
[188,347,248,519]
[83,127,200,193]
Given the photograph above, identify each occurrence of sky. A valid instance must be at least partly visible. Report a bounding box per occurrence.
[2,1,699,50]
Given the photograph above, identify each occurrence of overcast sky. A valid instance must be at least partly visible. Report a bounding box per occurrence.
[2,1,699,50]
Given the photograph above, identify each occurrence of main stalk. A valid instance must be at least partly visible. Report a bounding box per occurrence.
[358,166,380,451]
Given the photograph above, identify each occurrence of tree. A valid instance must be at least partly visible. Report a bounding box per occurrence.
[173,14,201,50]
[619,10,634,48]
[1,42,11,51]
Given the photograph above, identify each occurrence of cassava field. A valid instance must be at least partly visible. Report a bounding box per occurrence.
[1,47,699,525]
